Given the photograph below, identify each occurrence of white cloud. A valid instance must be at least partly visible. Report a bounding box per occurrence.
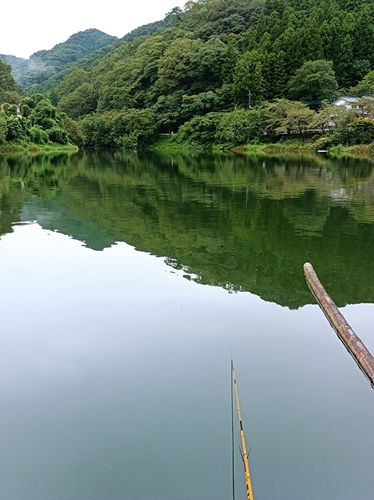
[0,0,183,58]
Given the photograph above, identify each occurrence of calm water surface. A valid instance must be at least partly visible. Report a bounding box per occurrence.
[1,150,374,500]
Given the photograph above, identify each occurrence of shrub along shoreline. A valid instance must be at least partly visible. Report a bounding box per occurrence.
[242,142,374,158]
[146,97,374,159]
[0,143,78,154]
[2,136,372,160]
[2,94,374,159]
[150,135,374,159]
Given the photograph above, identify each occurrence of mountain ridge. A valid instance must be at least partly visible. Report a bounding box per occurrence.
[0,28,117,90]
[0,19,170,93]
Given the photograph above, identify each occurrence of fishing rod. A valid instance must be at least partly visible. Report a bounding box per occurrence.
[231,359,255,500]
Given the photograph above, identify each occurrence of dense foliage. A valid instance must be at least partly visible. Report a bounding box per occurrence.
[0,59,22,104]
[4,0,374,149]
[0,94,83,147]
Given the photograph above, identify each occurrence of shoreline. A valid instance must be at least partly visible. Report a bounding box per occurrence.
[1,140,373,160]
[151,136,374,159]
[0,143,79,154]
[240,143,374,159]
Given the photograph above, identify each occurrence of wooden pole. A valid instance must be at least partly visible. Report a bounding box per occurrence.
[231,361,236,500]
[303,262,374,387]
[231,360,255,500]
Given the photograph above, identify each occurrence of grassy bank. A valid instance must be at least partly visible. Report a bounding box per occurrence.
[151,136,252,153]
[327,144,374,158]
[151,135,374,160]
[241,141,374,159]
[242,139,320,154]
[0,142,79,154]
[150,135,198,151]
[3,136,372,160]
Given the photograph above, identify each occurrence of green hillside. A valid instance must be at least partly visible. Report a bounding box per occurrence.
[52,0,374,148]
[0,29,117,92]
[4,0,374,150]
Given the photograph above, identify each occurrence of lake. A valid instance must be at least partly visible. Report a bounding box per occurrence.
[1,150,374,500]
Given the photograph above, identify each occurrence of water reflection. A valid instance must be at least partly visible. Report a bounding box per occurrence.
[1,150,374,308]
[1,151,374,500]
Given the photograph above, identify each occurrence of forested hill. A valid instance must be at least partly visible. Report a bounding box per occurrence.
[47,0,374,146]
[4,0,374,150]
[0,54,26,67]
[0,29,117,91]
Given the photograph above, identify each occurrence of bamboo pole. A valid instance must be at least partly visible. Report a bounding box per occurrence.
[231,362,236,500]
[231,360,255,500]
[303,262,374,387]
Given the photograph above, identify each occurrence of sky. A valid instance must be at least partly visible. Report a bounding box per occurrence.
[0,0,184,59]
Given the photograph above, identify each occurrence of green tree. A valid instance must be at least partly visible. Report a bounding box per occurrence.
[98,35,168,111]
[287,60,338,102]
[353,70,374,95]
[60,114,85,147]
[152,91,185,132]
[335,34,354,87]
[15,94,83,146]
[0,113,7,144]
[80,114,112,147]
[48,127,69,144]
[54,69,91,101]
[350,60,372,87]
[299,11,324,62]
[31,99,57,129]
[353,4,374,66]
[353,97,374,118]
[181,91,220,120]
[221,41,239,84]
[268,50,288,98]
[232,50,266,106]
[263,98,290,135]
[132,35,168,90]
[29,126,49,144]
[190,37,227,90]
[215,108,266,146]
[98,68,136,111]
[177,112,223,145]
[165,6,184,26]
[274,26,303,79]
[0,59,21,103]
[155,37,201,94]
[350,118,374,144]
[310,103,347,133]
[2,103,18,117]
[59,83,97,119]
[0,91,22,105]
[278,100,315,139]
[4,115,27,142]
[111,108,157,146]
[264,98,315,138]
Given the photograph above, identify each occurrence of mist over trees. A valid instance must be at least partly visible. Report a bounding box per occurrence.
[1,29,117,92]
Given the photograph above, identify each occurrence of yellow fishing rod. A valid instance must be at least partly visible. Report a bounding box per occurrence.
[231,359,255,500]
